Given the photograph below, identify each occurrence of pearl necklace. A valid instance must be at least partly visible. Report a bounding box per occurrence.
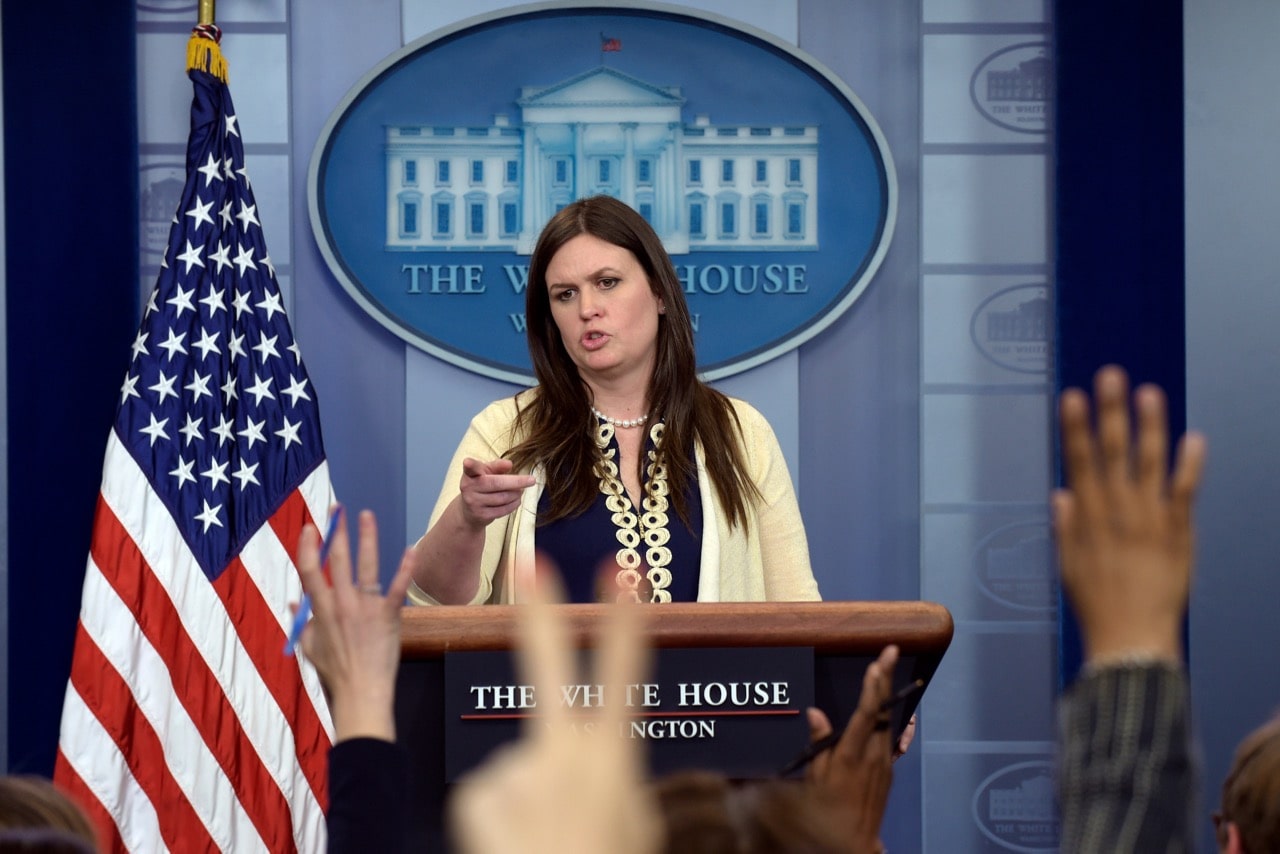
[592,407,649,429]
[592,420,673,603]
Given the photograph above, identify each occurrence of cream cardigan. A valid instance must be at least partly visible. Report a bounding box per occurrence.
[408,392,820,604]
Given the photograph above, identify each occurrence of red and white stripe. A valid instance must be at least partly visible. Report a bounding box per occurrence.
[56,431,334,852]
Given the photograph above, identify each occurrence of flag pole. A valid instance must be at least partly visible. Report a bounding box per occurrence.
[188,0,227,82]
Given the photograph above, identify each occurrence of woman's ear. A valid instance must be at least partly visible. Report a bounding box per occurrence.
[1225,821,1244,854]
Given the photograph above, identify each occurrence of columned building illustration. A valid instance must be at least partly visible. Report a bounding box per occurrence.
[384,66,819,255]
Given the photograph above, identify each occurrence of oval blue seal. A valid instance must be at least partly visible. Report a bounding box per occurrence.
[309,3,896,383]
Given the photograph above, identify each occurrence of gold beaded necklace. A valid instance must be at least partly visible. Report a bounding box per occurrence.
[592,419,673,602]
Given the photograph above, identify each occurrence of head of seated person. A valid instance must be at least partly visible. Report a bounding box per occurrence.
[1217,713,1280,853]
[654,770,849,854]
[0,776,97,853]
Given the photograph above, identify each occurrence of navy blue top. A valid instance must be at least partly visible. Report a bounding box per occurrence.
[535,423,702,603]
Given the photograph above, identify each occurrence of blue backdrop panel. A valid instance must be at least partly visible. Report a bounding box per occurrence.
[3,4,139,774]
[1053,0,1184,683]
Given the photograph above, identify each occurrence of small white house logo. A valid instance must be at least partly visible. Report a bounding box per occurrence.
[973,520,1054,613]
[140,163,186,263]
[309,4,895,384]
[970,43,1051,134]
[970,283,1049,375]
[971,761,1059,852]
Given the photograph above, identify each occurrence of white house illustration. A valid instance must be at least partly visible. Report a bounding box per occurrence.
[385,66,819,255]
[988,773,1055,822]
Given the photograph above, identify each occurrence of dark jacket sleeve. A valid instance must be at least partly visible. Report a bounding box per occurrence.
[327,738,412,854]
[1057,663,1197,853]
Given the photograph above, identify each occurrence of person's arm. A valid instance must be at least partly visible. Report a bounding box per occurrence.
[326,739,411,854]
[1058,662,1193,853]
[294,509,416,853]
[411,457,533,604]
[1052,365,1206,852]
[408,405,535,605]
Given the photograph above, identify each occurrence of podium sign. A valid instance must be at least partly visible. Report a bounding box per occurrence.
[394,602,953,849]
[443,646,814,781]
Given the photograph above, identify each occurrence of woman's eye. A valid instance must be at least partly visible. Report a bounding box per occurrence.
[554,288,576,302]
[598,277,618,289]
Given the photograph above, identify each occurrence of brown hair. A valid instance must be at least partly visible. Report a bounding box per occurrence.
[508,195,759,529]
[1217,713,1280,853]
[0,776,98,853]
[653,771,848,854]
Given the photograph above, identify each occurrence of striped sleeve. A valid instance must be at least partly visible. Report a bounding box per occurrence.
[1057,663,1197,853]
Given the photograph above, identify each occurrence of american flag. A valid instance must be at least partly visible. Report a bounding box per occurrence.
[600,32,622,52]
[53,29,333,853]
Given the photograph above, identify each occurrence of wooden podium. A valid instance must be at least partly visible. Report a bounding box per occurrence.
[394,601,953,848]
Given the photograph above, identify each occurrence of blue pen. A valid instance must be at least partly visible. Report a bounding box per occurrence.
[284,507,343,656]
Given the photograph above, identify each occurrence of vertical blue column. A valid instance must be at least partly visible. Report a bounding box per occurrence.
[2,3,139,774]
[1053,0,1185,683]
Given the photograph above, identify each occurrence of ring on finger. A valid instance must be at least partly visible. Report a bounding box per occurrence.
[357,583,382,595]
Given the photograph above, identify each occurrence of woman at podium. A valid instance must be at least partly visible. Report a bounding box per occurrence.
[406,196,820,606]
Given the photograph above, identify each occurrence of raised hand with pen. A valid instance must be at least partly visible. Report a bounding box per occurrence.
[284,508,343,656]
[800,645,902,854]
[292,506,415,743]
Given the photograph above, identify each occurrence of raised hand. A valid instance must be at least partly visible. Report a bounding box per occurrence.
[1053,365,1206,665]
[805,644,899,854]
[296,508,415,742]
[450,563,660,854]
